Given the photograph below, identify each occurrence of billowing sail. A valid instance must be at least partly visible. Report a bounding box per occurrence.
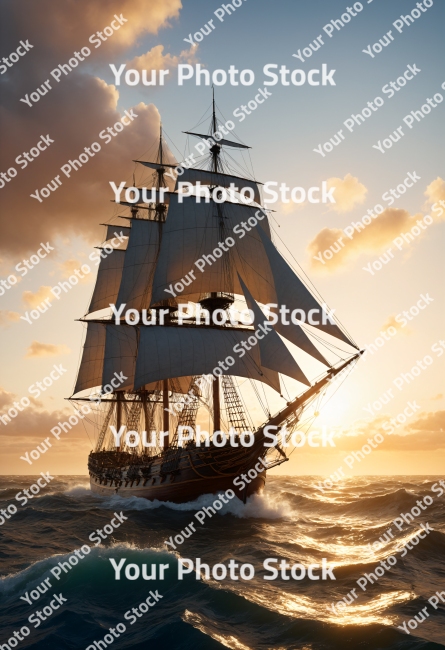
[238,275,310,386]
[115,219,162,311]
[73,322,205,396]
[150,195,277,306]
[102,325,137,391]
[240,267,329,366]
[256,226,357,347]
[134,160,178,192]
[72,322,106,395]
[176,168,262,204]
[134,326,281,393]
[87,249,125,314]
[104,225,131,243]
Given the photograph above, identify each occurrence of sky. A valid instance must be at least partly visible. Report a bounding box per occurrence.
[0,0,444,476]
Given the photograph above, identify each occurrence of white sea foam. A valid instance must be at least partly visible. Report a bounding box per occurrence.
[71,490,290,519]
[62,485,92,497]
[58,476,290,519]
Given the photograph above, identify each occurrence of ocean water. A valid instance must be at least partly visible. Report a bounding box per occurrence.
[0,475,444,649]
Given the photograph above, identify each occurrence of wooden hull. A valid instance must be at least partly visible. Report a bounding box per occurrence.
[88,446,267,504]
[90,472,265,502]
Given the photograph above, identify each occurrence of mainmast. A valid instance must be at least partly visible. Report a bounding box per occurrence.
[210,88,220,175]
[163,379,169,450]
[155,123,168,221]
[116,392,123,452]
[205,87,232,433]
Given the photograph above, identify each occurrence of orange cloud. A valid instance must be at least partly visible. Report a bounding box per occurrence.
[380,314,412,336]
[22,286,55,309]
[406,410,445,434]
[307,208,425,272]
[127,44,199,74]
[431,394,443,401]
[24,340,71,358]
[58,259,94,284]
[326,174,368,213]
[0,386,71,437]
[333,410,445,451]
[0,386,43,412]
[7,0,182,59]
[423,177,445,213]
[0,311,21,328]
[278,200,308,215]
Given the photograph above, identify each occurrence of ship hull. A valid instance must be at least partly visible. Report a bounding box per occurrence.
[88,446,267,504]
[89,472,265,503]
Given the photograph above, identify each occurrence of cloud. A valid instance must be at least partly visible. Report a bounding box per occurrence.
[0,386,19,410]
[423,177,445,213]
[0,0,179,257]
[58,259,94,284]
[0,386,43,412]
[0,311,21,328]
[406,410,445,434]
[332,410,445,452]
[326,174,367,213]
[307,208,425,272]
[24,340,71,358]
[127,44,199,75]
[22,286,55,309]
[0,386,89,441]
[6,0,182,60]
[380,314,412,336]
[431,394,443,401]
[278,200,308,216]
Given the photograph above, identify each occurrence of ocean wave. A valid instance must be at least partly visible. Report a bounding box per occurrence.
[0,542,174,595]
[60,489,291,520]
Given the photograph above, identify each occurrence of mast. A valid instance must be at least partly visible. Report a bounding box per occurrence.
[210,87,223,433]
[116,392,123,452]
[142,391,149,454]
[213,376,221,431]
[210,87,220,175]
[163,379,169,450]
[155,123,167,221]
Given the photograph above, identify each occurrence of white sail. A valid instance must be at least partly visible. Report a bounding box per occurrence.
[104,225,130,244]
[240,269,329,366]
[134,326,281,393]
[238,275,310,386]
[87,249,125,315]
[72,323,106,395]
[102,325,137,391]
[134,160,178,192]
[150,195,277,306]
[115,219,162,311]
[256,226,357,347]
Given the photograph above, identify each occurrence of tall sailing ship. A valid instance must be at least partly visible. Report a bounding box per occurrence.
[70,96,362,503]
